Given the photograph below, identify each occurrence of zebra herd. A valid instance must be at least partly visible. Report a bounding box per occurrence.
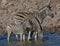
[6,4,54,42]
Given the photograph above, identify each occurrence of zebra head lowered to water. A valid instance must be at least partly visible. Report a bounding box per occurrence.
[24,3,54,41]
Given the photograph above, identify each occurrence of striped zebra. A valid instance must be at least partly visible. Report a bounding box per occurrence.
[25,3,54,41]
[6,12,33,42]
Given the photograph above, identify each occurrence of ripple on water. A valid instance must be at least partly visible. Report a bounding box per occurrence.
[0,32,60,46]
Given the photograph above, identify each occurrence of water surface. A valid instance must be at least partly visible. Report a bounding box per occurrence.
[0,31,60,46]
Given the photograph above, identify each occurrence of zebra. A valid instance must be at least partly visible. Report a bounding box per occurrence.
[6,13,33,42]
[6,20,25,42]
[25,2,54,41]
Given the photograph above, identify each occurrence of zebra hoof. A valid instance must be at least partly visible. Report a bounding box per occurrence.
[40,38,44,44]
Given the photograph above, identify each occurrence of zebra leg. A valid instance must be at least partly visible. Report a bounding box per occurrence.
[7,31,11,42]
[22,33,25,41]
[38,31,44,43]
[20,33,23,41]
[40,33,44,40]
[28,31,31,41]
[16,34,18,39]
[34,32,38,40]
